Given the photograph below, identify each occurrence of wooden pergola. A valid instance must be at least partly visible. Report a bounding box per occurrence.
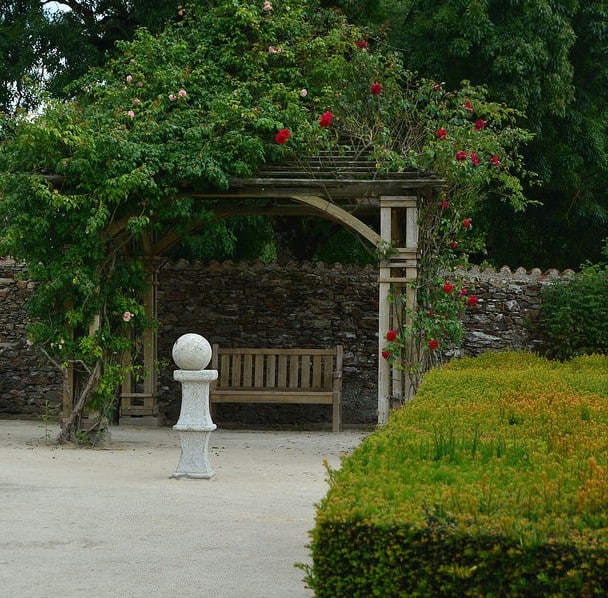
[66,152,443,426]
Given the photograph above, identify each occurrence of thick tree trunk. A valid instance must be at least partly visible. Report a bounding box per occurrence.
[56,360,102,444]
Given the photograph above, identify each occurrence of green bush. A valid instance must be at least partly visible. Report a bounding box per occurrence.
[539,262,608,359]
[304,352,608,596]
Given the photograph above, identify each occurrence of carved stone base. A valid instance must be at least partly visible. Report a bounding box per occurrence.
[170,428,216,479]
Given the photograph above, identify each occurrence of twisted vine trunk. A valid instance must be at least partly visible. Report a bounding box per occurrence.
[56,360,102,444]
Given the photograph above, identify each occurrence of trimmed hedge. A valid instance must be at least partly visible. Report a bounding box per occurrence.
[539,263,608,359]
[304,352,608,597]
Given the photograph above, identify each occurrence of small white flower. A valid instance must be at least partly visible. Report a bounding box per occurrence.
[299,88,308,98]
[263,1,272,11]
[123,311,133,322]
[168,93,177,101]
[178,89,187,98]
[126,75,133,83]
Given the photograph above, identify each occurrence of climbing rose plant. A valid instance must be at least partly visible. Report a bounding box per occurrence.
[0,0,532,439]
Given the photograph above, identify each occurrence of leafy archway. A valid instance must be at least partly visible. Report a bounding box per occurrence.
[0,0,532,441]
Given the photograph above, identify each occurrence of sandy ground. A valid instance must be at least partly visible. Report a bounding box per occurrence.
[0,420,368,598]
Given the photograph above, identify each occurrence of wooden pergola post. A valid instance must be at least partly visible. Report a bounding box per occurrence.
[119,259,160,425]
[377,196,418,426]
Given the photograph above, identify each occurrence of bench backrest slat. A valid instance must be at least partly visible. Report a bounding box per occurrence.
[266,354,276,388]
[277,354,288,387]
[254,354,265,387]
[288,355,299,387]
[301,355,311,388]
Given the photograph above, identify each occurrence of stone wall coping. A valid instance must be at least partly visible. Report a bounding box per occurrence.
[454,264,577,281]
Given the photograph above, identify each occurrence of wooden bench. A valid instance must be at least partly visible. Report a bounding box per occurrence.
[210,345,343,432]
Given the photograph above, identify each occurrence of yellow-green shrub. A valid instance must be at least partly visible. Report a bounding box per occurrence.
[304,351,608,596]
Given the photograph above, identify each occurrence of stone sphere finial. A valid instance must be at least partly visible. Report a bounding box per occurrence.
[172,333,212,370]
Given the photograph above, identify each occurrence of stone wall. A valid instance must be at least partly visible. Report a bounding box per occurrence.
[0,259,64,419]
[0,258,570,425]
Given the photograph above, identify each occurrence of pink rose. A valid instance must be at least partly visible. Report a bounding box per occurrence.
[127,110,135,118]
[178,89,187,98]
[126,75,133,83]
[168,93,177,101]
[123,311,133,322]
[263,1,272,11]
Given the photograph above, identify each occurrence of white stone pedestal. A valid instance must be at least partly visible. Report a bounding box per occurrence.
[170,334,218,480]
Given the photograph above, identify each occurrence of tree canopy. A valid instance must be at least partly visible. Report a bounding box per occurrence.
[3,0,607,268]
[353,0,608,269]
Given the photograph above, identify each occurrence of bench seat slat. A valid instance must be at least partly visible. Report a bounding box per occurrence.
[211,390,334,405]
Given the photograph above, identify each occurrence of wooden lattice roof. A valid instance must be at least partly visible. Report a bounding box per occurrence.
[194,152,444,210]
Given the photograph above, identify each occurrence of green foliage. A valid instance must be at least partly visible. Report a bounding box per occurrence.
[539,260,608,359]
[0,0,179,115]
[304,351,608,596]
[352,0,608,269]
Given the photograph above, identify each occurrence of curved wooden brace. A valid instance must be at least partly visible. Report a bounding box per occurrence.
[150,195,380,256]
[288,195,381,246]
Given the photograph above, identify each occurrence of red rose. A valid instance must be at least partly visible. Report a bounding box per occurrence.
[470,152,480,166]
[464,101,474,113]
[468,295,478,307]
[490,154,500,168]
[428,339,439,351]
[443,281,453,293]
[370,82,383,95]
[474,118,486,131]
[450,241,459,249]
[433,83,442,91]
[436,127,447,140]
[386,329,397,342]
[319,111,333,128]
[455,150,467,161]
[381,350,390,360]
[275,128,291,144]
[462,218,472,229]
[356,40,369,48]
[439,200,449,210]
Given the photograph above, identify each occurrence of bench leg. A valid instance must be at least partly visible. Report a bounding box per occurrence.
[332,396,342,433]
